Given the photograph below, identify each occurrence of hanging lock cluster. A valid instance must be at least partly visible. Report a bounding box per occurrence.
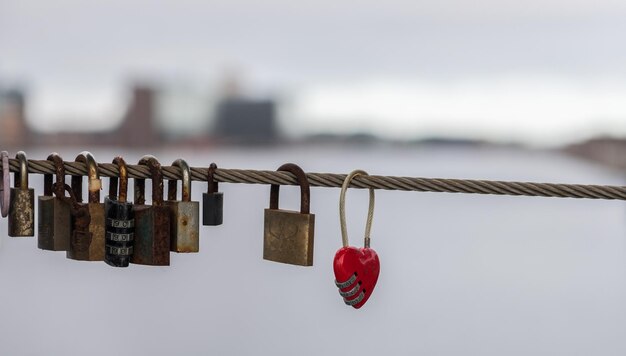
[0,152,382,309]
[0,152,225,268]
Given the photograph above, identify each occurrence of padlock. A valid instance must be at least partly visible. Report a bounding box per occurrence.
[1,151,10,218]
[104,156,135,267]
[131,155,170,266]
[8,151,34,237]
[67,152,105,261]
[38,153,71,251]
[263,163,315,266]
[333,170,380,309]
[202,163,223,226]
[165,159,199,253]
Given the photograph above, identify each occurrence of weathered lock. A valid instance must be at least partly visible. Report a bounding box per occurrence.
[1,151,10,218]
[38,153,71,251]
[56,182,91,255]
[8,151,34,237]
[131,155,170,266]
[263,163,315,266]
[104,157,135,267]
[202,163,223,226]
[67,152,105,261]
[166,159,199,253]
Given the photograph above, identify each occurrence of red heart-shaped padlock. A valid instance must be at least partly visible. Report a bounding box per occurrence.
[333,246,380,309]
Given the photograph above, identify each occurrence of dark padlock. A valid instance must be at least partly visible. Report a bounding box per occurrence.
[104,157,135,267]
[8,151,35,237]
[1,151,9,218]
[38,153,71,251]
[202,163,223,226]
[131,155,170,266]
[166,159,199,253]
[263,163,315,266]
[67,152,105,261]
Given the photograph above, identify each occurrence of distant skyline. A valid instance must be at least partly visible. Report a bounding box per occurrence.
[2,0,626,146]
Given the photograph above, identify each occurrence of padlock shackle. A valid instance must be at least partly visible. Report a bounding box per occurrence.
[167,158,191,202]
[136,155,164,206]
[339,170,375,248]
[207,163,219,194]
[0,151,9,217]
[109,156,128,203]
[44,153,65,197]
[14,151,28,190]
[269,163,310,214]
[72,152,101,203]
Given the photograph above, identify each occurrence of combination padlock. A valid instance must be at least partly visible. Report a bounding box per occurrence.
[8,151,34,237]
[202,163,223,226]
[333,170,380,309]
[165,159,199,253]
[104,156,135,267]
[67,152,105,261]
[131,155,170,266]
[263,163,315,266]
[38,153,71,251]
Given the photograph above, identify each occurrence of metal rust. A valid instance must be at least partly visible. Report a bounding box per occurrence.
[8,151,34,237]
[1,151,9,217]
[38,153,71,251]
[263,163,315,266]
[166,158,199,253]
[131,156,170,266]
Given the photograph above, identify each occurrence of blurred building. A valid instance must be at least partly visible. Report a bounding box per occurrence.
[113,86,160,147]
[0,89,30,147]
[214,98,277,143]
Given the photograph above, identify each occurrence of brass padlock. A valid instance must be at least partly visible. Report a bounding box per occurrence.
[202,163,223,226]
[166,159,199,253]
[104,157,135,267]
[263,163,315,266]
[38,153,71,251]
[8,151,34,237]
[131,155,170,266]
[67,152,105,261]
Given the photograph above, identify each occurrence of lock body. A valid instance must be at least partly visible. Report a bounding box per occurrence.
[263,209,315,266]
[131,204,170,266]
[202,192,223,226]
[105,197,135,267]
[8,187,35,237]
[38,195,71,250]
[166,200,199,253]
[68,202,105,261]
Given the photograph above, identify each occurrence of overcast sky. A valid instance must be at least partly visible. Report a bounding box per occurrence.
[2,0,626,145]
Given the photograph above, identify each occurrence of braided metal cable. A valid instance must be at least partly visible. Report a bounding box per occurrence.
[3,158,626,200]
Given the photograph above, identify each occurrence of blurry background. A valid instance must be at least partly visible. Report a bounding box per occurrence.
[1,0,626,355]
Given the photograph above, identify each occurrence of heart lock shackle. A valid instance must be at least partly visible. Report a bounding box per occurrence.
[131,155,170,266]
[67,152,105,261]
[104,156,135,267]
[8,151,35,237]
[38,153,71,251]
[263,163,315,266]
[333,170,380,309]
[202,163,223,226]
[166,158,199,253]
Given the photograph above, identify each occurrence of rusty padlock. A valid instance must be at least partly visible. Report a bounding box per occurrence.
[104,157,135,267]
[131,155,170,266]
[8,151,34,237]
[67,152,105,261]
[263,163,315,266]
[38,153,71,251]
[1,151,10,218]
[202,163,223,226]
[166,159,199,253]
